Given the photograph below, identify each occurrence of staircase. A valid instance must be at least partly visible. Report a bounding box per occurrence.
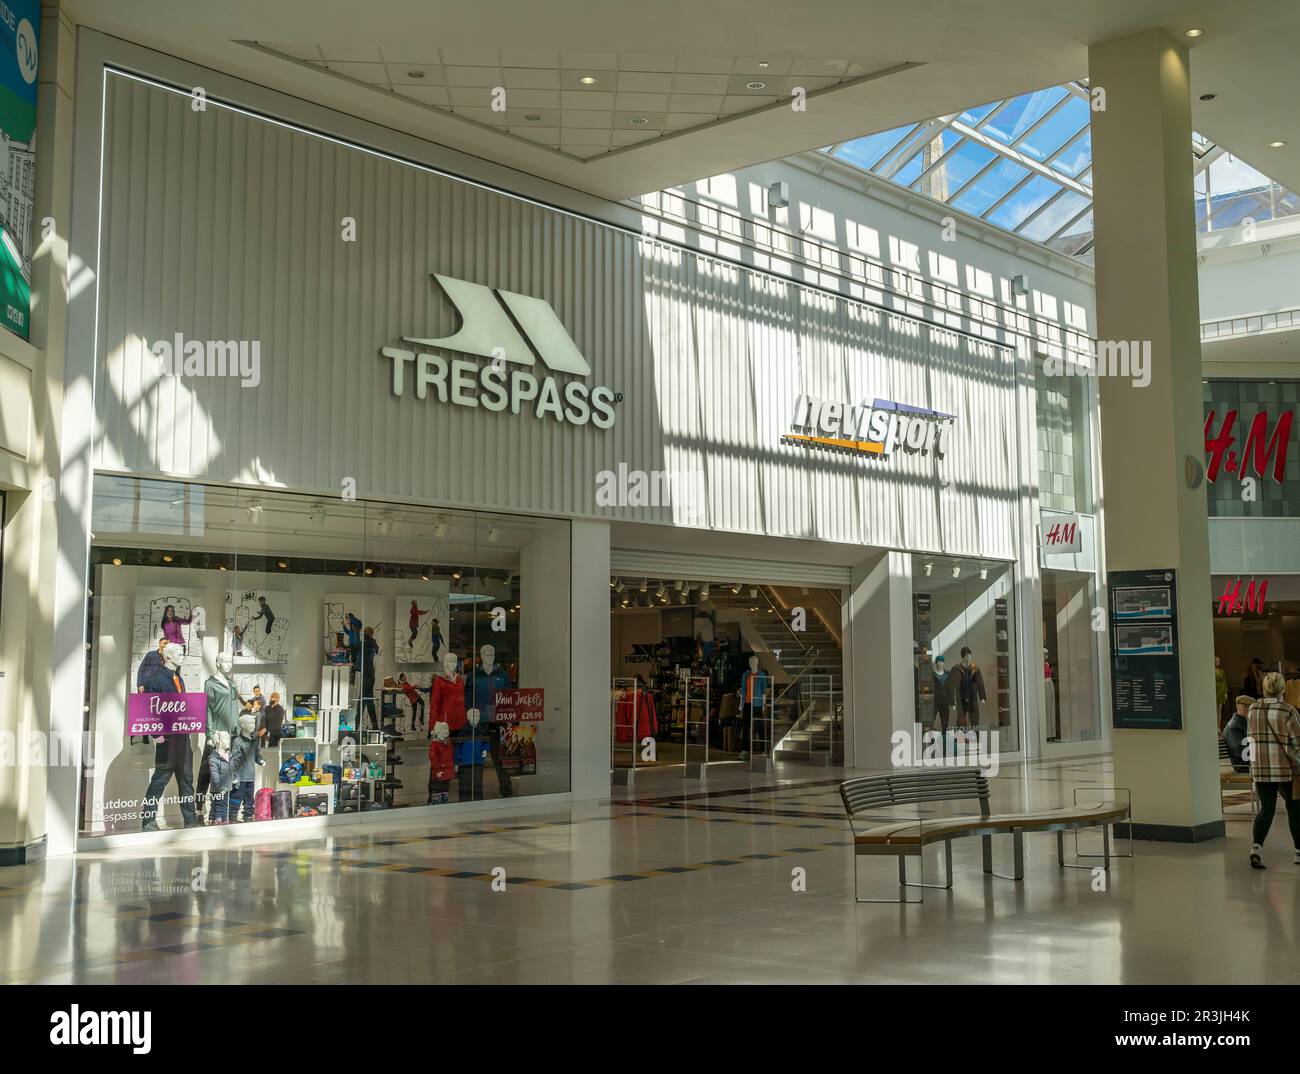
[703,586,844,763]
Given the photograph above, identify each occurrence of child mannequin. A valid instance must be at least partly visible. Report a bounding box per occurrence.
[229,713,259,822]
[208,731,233,825]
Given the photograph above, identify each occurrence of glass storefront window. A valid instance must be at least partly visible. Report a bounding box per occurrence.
[911,554,1019,754]
[80,476,569,837]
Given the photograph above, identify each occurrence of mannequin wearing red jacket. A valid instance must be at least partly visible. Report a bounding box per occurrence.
[429,654,467,734]
[427,653,465,803]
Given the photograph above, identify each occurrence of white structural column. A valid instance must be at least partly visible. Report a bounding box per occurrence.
[844,550,914,770]
[1088,31,1222,840]
[568,520,611,800]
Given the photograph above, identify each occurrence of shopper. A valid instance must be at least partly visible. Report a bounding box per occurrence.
[1242,657,1266,700]
[261,691,286,745]
[1245,672,1300,869]
[1223,695,1251,773]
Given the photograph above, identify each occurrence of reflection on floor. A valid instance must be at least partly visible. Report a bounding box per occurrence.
[1,757,1294,984]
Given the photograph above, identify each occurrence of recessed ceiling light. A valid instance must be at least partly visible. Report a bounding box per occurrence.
[578,75,598,85]
[278,561,288,569]
[630,115,648,125]
[1184,28,1204,38]
[524,113,541,121]
[746,80,767,90]
[406,70,425,79]
[162,554,173,563]
[1198,93,1217,101]
[1268,140,1286,148]
[112,557,122,566]
[757,61,769,69]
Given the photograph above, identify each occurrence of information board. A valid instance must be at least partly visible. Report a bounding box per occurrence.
[1109,568,1182,730]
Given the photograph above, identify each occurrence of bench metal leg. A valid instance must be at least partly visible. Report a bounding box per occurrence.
[1059,822,1130,870]
[982,831,1024,881]
[900,840,953,891]
[853,854,922,904]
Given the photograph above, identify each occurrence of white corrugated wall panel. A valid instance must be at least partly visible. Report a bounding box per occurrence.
[92,72,1020,561]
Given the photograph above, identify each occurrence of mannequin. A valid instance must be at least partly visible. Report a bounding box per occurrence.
[932,655,952,750]
[197,653,241,823]
[956,646,986,730]
[738,655,768,759]
[140,643,199,831]
[207,730,233,825]
[463,644,514,799]
[429,651,467,732]
[427,719,454,804]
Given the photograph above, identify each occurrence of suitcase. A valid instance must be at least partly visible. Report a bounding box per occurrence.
[271,789,293,820]
[254,787,273,821]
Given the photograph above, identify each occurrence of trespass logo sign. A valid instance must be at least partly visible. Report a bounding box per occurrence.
[380,274,618,428]
[782,393,954,460]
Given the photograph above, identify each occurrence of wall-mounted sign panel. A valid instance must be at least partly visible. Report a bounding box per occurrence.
[1109,568,1182,730]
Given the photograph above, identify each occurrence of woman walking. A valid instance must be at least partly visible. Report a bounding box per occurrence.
[1246,671,1300,869]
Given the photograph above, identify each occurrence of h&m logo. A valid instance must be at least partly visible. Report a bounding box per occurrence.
[1204,408,1293,483]
[1217,578,1267,616]
[381,274,616,427]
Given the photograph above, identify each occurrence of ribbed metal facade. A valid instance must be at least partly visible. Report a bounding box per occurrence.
[93,72,1020,560]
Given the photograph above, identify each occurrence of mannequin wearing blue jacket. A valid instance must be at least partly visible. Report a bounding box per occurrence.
[457,643,515,800]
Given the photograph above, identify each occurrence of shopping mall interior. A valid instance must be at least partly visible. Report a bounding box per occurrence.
[1,0,1299,1005]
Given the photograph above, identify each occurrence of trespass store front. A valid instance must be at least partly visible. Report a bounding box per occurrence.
[46,34,1106,855]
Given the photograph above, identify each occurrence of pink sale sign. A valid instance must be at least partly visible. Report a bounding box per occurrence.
[127,692,208,737]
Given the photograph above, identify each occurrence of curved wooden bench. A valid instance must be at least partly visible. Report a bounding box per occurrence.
[840,770,1131,903]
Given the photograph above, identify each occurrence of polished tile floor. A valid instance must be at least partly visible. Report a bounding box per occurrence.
[1,757,1294,984]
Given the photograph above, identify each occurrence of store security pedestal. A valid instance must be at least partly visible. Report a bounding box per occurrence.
[750,755,773,774]
[611,767,638,788]
[684,761,707,781]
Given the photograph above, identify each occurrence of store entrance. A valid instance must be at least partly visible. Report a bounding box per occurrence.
[609,575,845,771]
[1041,568,1102,747]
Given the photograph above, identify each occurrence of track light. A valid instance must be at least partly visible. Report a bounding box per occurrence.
[614,578,625,593]
[731,583,742,594]
[979,568,988,580]
[675,579,684,591]
[656,582,666,597]
[749,587,758,598]
[433,519,447,539]
[375,510,393,534]
[639,580,648,593]
[952,565,961,579]
[700,585,710,600]
[308,502,327,527]
[246,500,263,522]
[924,562,933,577]
[486,524,498,544]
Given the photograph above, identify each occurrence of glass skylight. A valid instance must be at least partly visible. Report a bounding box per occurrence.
[823,80,1300,265]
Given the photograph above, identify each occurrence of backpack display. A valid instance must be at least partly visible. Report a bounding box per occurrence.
[271,789,293,820]
[254,787,273,821]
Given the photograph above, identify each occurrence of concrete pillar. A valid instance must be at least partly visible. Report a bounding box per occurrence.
[845,550,913,770]
[1089,30,1222,840]
[0,2,76,865]
[568,519,610,800]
